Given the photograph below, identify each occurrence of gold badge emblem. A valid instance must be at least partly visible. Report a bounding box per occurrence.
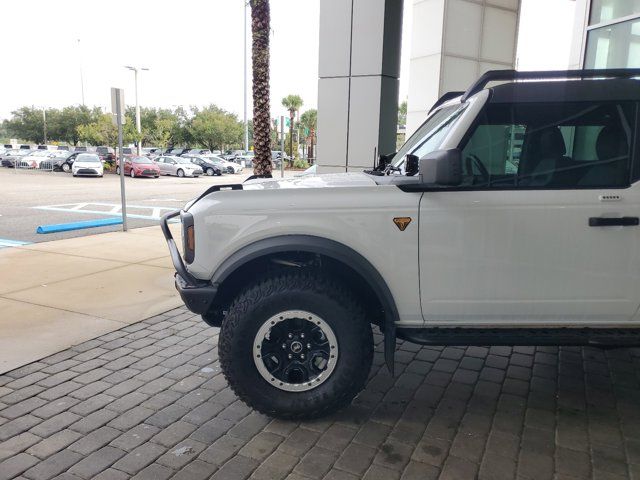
[393,217,412,231]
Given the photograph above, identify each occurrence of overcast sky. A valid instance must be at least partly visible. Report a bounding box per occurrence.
[1,0,576,121]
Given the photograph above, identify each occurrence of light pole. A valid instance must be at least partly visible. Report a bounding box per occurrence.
[124,65,149,155]
[77,39,85,106]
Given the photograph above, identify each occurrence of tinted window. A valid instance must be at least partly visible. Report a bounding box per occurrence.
[460,101,636,189]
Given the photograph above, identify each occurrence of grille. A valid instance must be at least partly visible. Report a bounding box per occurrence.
[142,169,156,175]
[77,168,98,175]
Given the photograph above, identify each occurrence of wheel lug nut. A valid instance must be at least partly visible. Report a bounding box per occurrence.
[300,333,305,339]
[288,354,293,359]
[288,333,293,339]
[282,344,286,349]
[300,354,305,359]
[307,343,311,349]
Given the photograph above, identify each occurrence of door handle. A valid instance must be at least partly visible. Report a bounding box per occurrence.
[589,217,639,227]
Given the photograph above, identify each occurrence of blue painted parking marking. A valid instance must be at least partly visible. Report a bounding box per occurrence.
[0,238,32,249]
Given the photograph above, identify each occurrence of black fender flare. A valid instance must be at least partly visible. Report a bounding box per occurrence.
[211,235,399,375]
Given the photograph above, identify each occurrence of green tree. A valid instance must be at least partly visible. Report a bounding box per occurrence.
[189,105,243,151]
[251,0,272,175]
[398,100,407,127]
[4,106,46,144]
[50,106,100,145]
[300,109,317,161]
[77,114,117,148]
[282,94,303,161]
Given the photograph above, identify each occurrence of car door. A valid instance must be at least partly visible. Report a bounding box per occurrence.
[157,157,167,174]
[419,99,640,326]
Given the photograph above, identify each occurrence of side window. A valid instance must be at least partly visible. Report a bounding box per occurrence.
[460,101,636,189]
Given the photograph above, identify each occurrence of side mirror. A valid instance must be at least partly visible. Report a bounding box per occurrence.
[419,149,462,186]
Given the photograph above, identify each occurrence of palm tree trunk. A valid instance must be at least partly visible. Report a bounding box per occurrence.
[250,0,271,176]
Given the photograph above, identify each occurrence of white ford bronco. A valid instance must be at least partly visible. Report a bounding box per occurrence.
[162,69,640,419]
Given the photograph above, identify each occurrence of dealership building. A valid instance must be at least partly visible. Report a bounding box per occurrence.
[316,0,640,171]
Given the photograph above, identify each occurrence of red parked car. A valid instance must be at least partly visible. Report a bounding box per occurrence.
[116,156,160,178]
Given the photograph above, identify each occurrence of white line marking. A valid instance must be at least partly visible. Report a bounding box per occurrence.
[0,238,32,249]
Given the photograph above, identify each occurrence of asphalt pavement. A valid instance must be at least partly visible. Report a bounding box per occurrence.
[0,168,294,244]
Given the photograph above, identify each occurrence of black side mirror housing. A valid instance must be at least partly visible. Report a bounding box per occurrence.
[419,149,462,186]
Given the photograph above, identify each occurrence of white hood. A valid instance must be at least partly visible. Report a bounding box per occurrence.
[243,172,377,190]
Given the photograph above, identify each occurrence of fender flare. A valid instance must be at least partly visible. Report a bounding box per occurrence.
[211,235,399,374]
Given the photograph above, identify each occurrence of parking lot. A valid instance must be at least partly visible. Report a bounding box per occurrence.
[1,306,639,480]
[0,169,294,245]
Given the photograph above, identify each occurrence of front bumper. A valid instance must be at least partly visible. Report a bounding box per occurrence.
[160,210,217,315]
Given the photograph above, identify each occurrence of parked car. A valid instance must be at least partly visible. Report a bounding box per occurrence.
[18,150,56,169]
[74,146,89,152]
[116,156,161,178]
[72,153,103,177]
[1,149,31,167]
[155,156,203,177]
[164,147,189,156]
[182,155,222,176]
[161,68,640,420]
[96,146,115,164]
[142,147,163,157]
[203,155,243,173]
[57,145,70,151]
[51,151,79,172]
[185,148,211,156]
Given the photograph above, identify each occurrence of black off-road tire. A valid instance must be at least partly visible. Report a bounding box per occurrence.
[219,271,373,419]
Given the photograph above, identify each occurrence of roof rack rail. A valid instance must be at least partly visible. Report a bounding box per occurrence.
[461,68,640,102]
[428,91,465,114]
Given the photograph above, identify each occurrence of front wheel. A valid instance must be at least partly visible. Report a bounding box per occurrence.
[62,163,71,173]
[219,271,373,419]
[130,169,135,178]
[177,169,184,177]
[206,168,214,176]
[115,166,120,175]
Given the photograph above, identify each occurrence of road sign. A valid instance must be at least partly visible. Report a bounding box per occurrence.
[110,88,126,125]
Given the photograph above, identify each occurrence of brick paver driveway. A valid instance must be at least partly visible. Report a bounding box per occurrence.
[1,307,639,480]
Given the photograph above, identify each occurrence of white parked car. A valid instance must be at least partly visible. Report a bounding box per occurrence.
[162,68,640,419]
[72,153,104,177]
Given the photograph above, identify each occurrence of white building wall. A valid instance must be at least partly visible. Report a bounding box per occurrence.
[406,0,521,136]
[569,0,590,69]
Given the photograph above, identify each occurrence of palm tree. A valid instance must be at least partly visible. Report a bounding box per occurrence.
[250,0,271,176]
[282,94,303,162]
[300,109,317,162]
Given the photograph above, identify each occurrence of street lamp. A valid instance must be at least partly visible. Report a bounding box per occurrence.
[124,65,150,155]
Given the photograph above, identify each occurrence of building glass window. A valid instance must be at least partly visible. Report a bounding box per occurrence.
[585,18,640,68]
[590,0,640,25]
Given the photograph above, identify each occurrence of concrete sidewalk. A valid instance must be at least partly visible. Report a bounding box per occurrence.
[0,225,183,374]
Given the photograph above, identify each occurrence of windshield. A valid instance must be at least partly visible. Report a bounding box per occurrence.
[133,157,152,164]
[175,157,194,164]
[76,154,100,163]
[392,103,467,168]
